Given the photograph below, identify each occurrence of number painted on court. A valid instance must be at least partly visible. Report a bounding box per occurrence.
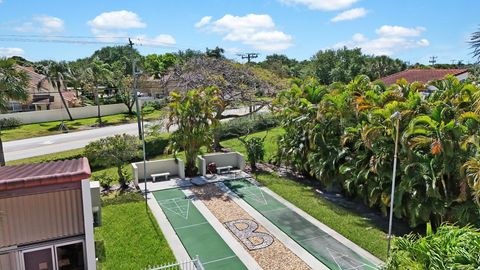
[224,219,274,250]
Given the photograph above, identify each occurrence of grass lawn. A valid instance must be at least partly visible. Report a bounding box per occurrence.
[8,126,388,262]
[95,193,175,270]
[220,127,283,161]
[2,109,164,142]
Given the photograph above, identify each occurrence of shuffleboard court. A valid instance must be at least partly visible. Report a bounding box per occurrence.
[153,188,247,270]
[225,179,380,270]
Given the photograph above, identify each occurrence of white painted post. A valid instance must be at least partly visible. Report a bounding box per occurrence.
[81,179,96,269]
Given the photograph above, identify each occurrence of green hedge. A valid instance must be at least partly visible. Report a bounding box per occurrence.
[216,113,279,140]
[145,136,169,158]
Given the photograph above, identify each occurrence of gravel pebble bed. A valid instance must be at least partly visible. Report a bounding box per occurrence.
[191,184,311,270]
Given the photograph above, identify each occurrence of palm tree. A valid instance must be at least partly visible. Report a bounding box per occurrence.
[35,61,74,120]
[166,86,222,176]
[87,57,112,126]
[0,58,29,166]
[470,26,480,63]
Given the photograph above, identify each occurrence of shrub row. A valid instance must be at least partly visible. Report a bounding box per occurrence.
[215,112,278,140]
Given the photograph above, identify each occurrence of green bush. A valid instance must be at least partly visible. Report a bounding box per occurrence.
[0,117,22,130]
[141,106,155,115]
[216,113,278,140]
[142,99,165,110]
[93,172,116,190]
[385,224,480,269]
[238,136,265,171]
[145,136,169,158]
[85,134,141,188]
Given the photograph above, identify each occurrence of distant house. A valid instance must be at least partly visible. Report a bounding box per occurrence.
[379,69,469,85]
[8,66,80,112]
[0,158,100,270]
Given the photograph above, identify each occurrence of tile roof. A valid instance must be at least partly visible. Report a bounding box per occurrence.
[60,91,78,102]
[379,69,468,85]
[0,158,91,192]
[15,65,51,93]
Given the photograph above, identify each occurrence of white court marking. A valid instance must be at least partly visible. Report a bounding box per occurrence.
[175,222,209,230]
[238,186,268,206]
[157,197,190,219]
[327,248,377,270]
[202,255,239,266]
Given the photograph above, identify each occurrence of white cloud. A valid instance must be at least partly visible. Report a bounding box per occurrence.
[333,25,429,56]
[88,10,146,30]
[199,14,293,52]
[331,8,367,22]
[375,25,425,37]
[195,16,212,28]
[15,15,64,33]
[224,47,241,54]
[279,0,358,11]
[88,10,146,40]
[0,47,25,57]
[133,34,176,46]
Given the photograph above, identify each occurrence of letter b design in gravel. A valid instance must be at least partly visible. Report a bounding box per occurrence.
[225,219,274,250]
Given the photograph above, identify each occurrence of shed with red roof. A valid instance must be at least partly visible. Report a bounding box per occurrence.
[0,158,98,270]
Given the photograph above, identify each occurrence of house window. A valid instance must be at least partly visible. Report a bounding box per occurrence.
[23,247,55,270]
[56,242,85,270]
[22,240,85,270]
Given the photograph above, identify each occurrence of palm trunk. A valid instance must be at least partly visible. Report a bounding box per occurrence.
[0,135,5,167]
[117,166,126,189]
[95,86,102,126]
[58,88,73,121]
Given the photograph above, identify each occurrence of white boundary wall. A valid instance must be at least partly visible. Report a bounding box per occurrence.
[131,158,186,186]
[0,103,129,124]
[197,152,245,176]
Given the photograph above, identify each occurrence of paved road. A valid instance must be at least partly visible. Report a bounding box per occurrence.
[5,107,264,161]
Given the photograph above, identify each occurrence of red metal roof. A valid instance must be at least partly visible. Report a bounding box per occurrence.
[379,69,468,85]
[0,158,91,192]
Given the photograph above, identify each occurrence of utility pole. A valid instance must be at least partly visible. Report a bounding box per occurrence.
[132,60,143,140]
[237,53,259,63]
[128,38,148,207]
[429,56,437,66]
[128,38,143,139]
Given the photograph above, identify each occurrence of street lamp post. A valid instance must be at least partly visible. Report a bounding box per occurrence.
[387,111,401,256]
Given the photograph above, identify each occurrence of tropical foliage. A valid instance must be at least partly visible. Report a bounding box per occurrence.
[166,86,223,176]
[35,61,74,120]
[0,58,29,166]
[238,135,266,172]
[85,134,141,188]
[385,223,480,269]
[274,75,480,227]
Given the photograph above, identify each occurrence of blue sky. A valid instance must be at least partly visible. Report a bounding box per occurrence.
[0,0,478,64]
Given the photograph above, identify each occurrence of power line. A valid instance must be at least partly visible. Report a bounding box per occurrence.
[0,34,194,50]
[429,56,438,66]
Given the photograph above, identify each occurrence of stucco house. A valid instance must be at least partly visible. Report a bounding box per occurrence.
[0,158,100,270]
[8,65,80,112]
